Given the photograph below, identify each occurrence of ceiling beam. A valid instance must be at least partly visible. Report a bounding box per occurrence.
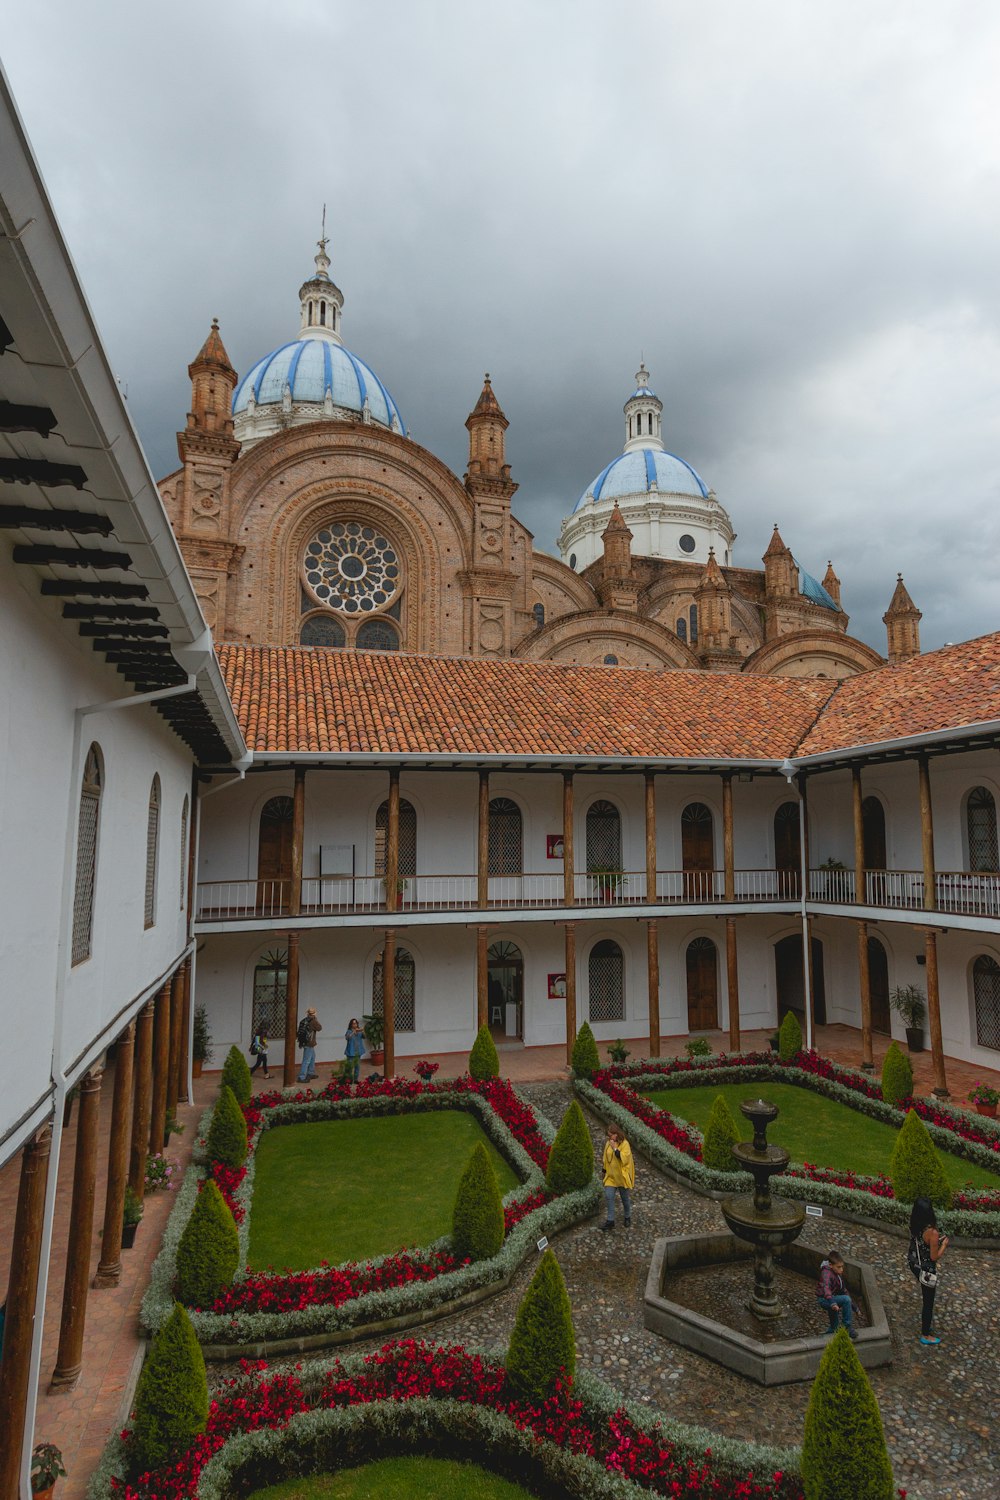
[0,504,112,535]
[77,621,168,639]
[0,401,58,436]
[13,543,131,569]
[41,579,149,600]
[62,603,160,621]
[0,457,87,489]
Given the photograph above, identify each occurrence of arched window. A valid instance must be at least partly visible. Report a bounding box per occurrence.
[603,653,619,665]
[308,300,313,322]
[257,795,294,913]
[488,797,522,874]
[356,618,400,651]
[689,604,699,644]
[682,802,714,899]
[72,744,103,965]
[588,938,624,1021]
[532,602,545,628]
[774,801,801,897]
[676,617,687,643]
[180,795,189,909]
[586,799,622,872]
[301,615,346,648]
[375,798,417,878]
[373,946,416,1031]
[966,787,998,872]
[861,796,886,869]
[868,935,891,1034]
[973,954,1000,1050]
[686,936,718,1029]
[648,412,654,434]
[144,775,161,928]
[319,301,326,326]
[252,948,288,1038]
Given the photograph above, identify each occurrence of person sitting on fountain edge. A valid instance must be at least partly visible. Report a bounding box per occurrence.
[816,1252,857,1340]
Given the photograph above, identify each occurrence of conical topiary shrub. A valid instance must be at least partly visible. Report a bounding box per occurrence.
[570,1022,600,1079]
[176,1178,240,1307]
[220,1044,252,1107]
[778,1009,803,1061]
[205,1082,248,1168]
[506,1248,576,1401]
[702,1093,742,1173]
[131,1302,208,1472]
[890,1108,953,1207]
[546,1099,595,1194]
[880,1040,913,1108]
[452,1141,505,1261]
[801,1327,894,1499]
[469,1024,500,1081]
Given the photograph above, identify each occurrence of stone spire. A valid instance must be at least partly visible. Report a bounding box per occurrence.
[465,374,512,484]
[596,503,638,611]
[179,319,239,451]
[298,214,344,344]
[464,375,518,657]
[883,574,922,664]
[822,560,842,608]
[623,360,665,453]
[694,548,740,668]
[763,524,796,597]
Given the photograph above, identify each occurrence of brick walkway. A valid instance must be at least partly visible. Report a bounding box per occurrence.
[0,1027,996,1499]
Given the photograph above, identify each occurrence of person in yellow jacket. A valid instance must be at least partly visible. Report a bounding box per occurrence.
[601,1125,634,1232]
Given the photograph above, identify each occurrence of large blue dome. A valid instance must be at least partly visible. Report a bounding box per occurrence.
[232,338,404,432]
[574,448,708,511]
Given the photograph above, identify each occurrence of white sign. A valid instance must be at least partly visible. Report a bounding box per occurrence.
[805,1204,823,1218]
[536,1236,549,1252]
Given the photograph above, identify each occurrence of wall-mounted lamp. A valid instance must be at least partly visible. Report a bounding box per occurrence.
[738,772,754,784]
[915,954,926,966]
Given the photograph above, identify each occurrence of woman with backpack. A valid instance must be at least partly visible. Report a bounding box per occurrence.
[908,1196,949,1346]
[249,1029,271,1079]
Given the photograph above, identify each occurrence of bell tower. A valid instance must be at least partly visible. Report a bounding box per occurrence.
[461,375,518,657]
[596,503,639,611]
[883,575,922,664]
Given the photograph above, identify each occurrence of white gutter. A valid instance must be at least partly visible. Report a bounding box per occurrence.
[790,715,1000,769]
[244,751,790,771]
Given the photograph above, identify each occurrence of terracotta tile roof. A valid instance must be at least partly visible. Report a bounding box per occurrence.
[216,644,834,760]
[798,633,1000,756]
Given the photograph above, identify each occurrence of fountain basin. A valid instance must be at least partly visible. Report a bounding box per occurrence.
[644,1232,892,1385]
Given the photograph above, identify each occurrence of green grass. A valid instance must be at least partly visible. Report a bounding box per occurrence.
[248,1458,538,1499]
[247,1110,520,1271]
[641,1080,1000,1191]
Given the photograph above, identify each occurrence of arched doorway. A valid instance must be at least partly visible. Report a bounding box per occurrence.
[372,946,416,1032]
[258,795,294,913]
[867,935,891,1034]
[588,939,625,1023]
[488,939,523,1040]
[682,803,715,901]
[686,936,718,1030]
[862,797,887,903]
[774,933,827,1029]
[774,801,801,898]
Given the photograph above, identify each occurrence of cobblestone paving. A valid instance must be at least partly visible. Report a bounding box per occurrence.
[336,1080,999,1500]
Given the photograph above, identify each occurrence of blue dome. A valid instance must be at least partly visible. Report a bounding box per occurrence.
[232,338,404,431]
[574,448,709,511]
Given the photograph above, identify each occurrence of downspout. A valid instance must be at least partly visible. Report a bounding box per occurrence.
[783,759,814,1052]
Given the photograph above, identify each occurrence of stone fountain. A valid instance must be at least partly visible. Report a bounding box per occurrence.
[643,1094,892,1384]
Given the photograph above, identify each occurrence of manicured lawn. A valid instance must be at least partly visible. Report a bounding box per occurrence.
[248,1110,520,1270]
[248,1458,538,1499]
[641,1080,1000,1190]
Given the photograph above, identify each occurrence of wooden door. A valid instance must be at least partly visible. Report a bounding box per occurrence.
[862,796,887,902]
[258,796,294,913]
[774,933,827,1027]
[774,801,801,898]
[868,936,891,1034]
[682,803,714,901]
[686,937,718,1030]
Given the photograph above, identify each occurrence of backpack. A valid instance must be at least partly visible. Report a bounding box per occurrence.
[296,1017,310,1047]
[907,1235,927,1276]
[249,1037,260,1055]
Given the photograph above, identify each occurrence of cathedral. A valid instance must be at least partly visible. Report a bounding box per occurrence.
[159,235,907,678]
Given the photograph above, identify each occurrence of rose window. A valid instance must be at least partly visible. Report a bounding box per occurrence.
[302,523,400,614]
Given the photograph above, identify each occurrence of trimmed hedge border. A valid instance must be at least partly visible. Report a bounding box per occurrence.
[576,1050,1000,1243]
[142,1082,600,1350]
[88,1341,801,1500]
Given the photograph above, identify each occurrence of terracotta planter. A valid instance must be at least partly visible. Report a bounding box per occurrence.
[974,1101,998,1118]
[33,1485,55,1500]
[192,1058,204,1079]
[121,1221,139,1249]
[905,1027,925,1053]
[368,1049,385,1066]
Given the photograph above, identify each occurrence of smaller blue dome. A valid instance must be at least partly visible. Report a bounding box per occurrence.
[574,449,709,511]
[232,338,404,431]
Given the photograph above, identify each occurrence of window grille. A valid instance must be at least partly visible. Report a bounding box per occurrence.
[588,939,624,1021]
[488,797,522,874]
[967,787,998,872]
[586,799,622,872]
[532,602,545,628]
[144,775,160,929]
[974,954,1000,1050]
[375,798,417,877]
[676,617,687,642]
[252,949,289,1038]
[356,618,400,651]
[180,795,189,908]
[689,604,698,644]
[603,654,619,665]
[72,744,102,965]
[301,615,346,648]
[372,947,416,1030]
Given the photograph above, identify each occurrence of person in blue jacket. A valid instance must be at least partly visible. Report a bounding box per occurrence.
[344,1016,367,1081]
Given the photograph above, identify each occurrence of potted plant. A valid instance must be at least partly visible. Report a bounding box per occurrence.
[685,1037,712,1059]
[192,1004,213,1078]
[817,856,848,899]
[414,1059,439,1082]
[890,984,927,1052]
[607,1039,630,1065]
[31,1444,65,1500]
[363,1013,385,1065]
[380,875,409,902]
[589,868,626,901]
[968,1081,1000,1118]
[122,1184,143,1248]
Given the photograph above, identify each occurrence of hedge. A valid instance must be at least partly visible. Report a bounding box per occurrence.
[130,1303,208,1472]
[801,1328,894,1498]
[890,1109,953,1208]
[176,1179,240,1307]
[778,1011,803,1062]
[469,1025,500,1081]
[546,1099,596,1194]
[880,1042,912,1109]
[702,1093,742,1173]
[220,1045,252,1108]
[571,1022,601,1079]
[506,1248,576,1400]
[452,1142,505,1260]
[205,1083,247,1169]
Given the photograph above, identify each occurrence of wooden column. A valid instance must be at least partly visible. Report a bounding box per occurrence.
[383,928,396,1077]
[476,924,489,1030]
[166,966,184,1124]
[644,771,657,904]
[646,919,660,1057]
[918,754,936,911]
[290,767,306,917]
[0,1123,52,1500]
[128,1000,154,1202]
[477,770,490,910]
[857,921,873,1070]
[851,765,865,904]
[564,921,577,1064]
[386,770,400,914]
[148,981,171,1155]
[52,1068,103,1389]
[95,1022,135,1288]
[924,930,949,1098]
[562,772,575,907]
[726,916,741,1051]
[722,773,735,902]
[283,931,300,1087]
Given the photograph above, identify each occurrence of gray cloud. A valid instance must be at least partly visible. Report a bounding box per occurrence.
[3,0,998,652]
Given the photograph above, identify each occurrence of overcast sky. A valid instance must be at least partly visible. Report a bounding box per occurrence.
[3,0,999,653]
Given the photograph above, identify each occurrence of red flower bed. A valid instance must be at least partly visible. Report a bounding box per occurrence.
[207,1248,465,1315]
[114,1339,806,1500]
